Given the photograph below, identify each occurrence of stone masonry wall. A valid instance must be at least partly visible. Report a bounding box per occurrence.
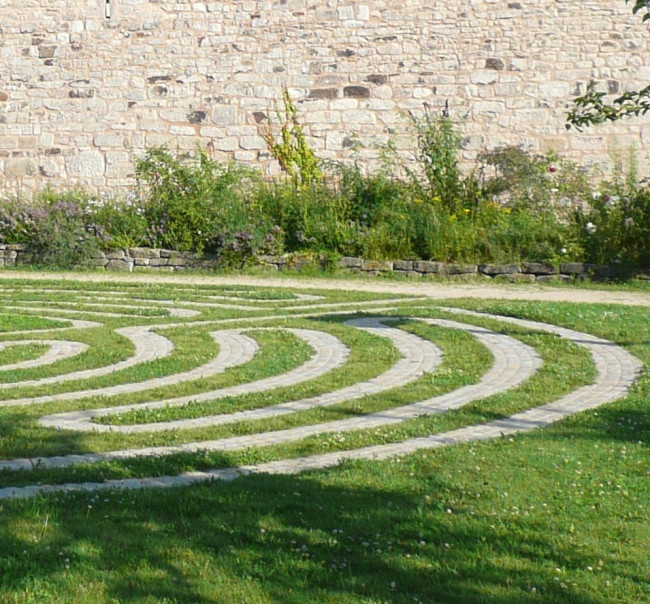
[2,243,648,281]
[2,1,650,194]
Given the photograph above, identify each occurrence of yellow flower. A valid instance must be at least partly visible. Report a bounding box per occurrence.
[414,198,423,204]
[450,214,457,221]
[463,208,470,214]
[433,196,442,203]
[503,207,511,214]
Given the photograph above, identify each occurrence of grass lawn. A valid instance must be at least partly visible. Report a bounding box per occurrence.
[0,275,647,603]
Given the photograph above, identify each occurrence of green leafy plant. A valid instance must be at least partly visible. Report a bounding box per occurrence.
[135,146,254,254]
[408,106,479,214]
[0,190,103,268]
[261,86,323,187]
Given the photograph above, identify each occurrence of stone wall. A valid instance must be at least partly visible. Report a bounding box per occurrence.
[2,243,648,281]
[2,0,650,194]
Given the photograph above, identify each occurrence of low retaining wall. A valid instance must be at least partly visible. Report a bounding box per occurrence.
[1,244,648,282]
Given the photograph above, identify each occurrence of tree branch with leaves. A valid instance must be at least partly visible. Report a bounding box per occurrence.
[566,1,650,130]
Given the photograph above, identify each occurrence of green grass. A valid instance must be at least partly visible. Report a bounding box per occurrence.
[0,313,68,332]
[0,343,50,368]
[0,276,647,603]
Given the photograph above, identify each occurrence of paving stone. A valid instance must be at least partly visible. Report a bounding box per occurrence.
[0,285,643,499]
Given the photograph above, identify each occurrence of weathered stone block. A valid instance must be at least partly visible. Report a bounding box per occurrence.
[5,158,37,178]
[393,260,414,271]
[129,247,161,259]
[361,259,393,272]
[339,256,362,269]
[105,250,125,260]
[167,256,190,266]
[522,262,558,275]
[560,262,596,275]
[66,151,105,177]
[38,45,57,59]
[444,263,478,275]
[485,58,506,70]
[309,88,338,100]
[413,261,444,274]
[479,263,521,276]
[343,86,371,98]
[366,74,388,85]
[211,105,238,125]
[594,264,627,279]
[106,259,132,272]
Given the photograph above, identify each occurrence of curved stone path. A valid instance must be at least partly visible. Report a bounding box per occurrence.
[0,272,645,499]
[2,317,102,337]
[0,340,89,372]
[38,318,440,433]
[0,317,538,473]
[0,326,174,394]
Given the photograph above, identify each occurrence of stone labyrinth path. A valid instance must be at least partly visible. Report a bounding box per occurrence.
[0,279,643,499]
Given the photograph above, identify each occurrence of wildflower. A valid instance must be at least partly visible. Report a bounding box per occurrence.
[413,198,423,204]
[432,195,442,203]
[463,208,470,214]
[586,222,597,234]
[503,207,511,214]
[549,165,558,173]
[624,216,635,228]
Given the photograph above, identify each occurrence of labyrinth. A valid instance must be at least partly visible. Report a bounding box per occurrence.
[0,278,644,500]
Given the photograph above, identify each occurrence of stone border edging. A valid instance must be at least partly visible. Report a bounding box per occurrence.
[1,243,648,282]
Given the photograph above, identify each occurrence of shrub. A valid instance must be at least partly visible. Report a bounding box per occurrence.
[83,192,149,250]
[0,190,103,268]
[572,187,650,268]
[135,146,259,254]
[254,179,360,256]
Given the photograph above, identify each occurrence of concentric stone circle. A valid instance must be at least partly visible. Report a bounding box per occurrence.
[0,281,643,500]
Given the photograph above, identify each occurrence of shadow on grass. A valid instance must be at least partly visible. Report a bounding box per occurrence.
[0,463,623,604]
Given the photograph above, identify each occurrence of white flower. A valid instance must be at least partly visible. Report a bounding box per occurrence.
[624,217,635,228]
[586,222,597,234]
